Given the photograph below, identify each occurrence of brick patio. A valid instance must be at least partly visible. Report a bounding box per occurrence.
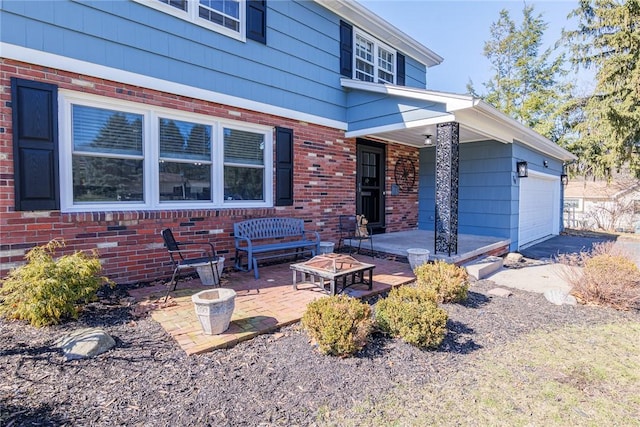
[128,254,415,355]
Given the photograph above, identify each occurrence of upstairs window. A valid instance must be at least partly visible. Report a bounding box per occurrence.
[141,0,246,40]
[354,29,396,84]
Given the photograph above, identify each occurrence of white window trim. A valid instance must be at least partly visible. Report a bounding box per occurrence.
[353,28,396,85]
[59,90,273,212]
[134,0,246,42]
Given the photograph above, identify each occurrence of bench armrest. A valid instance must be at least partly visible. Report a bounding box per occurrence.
[302,230,320,244]
[234,236,253,251]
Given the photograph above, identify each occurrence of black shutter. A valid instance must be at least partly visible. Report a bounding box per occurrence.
[11,78,59,211]
[275,127,293,206]
[339,20,353,77]
[396,52,405,86]
[246,0,266,44]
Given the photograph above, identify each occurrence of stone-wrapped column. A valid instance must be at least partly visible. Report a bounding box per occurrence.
[434,122,459,256]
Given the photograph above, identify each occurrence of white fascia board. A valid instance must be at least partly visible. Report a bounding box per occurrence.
[453,109,513,144]
[345,113,456,138]
[341,78,473,111]
[2,43,347,131]
[318,1,443,67]
[474,101,577,161]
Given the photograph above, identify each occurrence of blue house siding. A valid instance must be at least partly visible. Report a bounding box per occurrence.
[345,91,447,132]
[405,56,426,88]
[418,140,514,239]
[1,0,428,125]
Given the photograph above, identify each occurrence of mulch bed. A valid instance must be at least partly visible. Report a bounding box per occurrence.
[1,279,638,426]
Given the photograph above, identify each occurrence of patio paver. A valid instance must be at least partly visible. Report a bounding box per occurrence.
[128,255,415,355]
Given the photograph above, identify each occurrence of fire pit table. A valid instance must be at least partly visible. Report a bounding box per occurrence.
[291,253,375,295]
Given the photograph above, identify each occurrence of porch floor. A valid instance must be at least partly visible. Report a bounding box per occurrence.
[129,231,508,355]
[128,254,415,355]
[361,230,510,264]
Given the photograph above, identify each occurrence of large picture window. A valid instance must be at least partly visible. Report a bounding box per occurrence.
[60,92,272,211]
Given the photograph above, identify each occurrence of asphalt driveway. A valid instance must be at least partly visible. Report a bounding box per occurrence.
[519,232,617,261]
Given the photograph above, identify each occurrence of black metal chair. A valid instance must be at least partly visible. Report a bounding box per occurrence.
[160,228,220,301]
[337,215,374,257]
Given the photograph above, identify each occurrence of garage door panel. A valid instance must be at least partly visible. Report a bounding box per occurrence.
[519,174,560,247]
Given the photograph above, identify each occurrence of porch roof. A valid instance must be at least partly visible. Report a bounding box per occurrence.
[342,79,577,162]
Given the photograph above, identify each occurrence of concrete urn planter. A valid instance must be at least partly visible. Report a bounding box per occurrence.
[407,248,430,271]
[191,288,236,335]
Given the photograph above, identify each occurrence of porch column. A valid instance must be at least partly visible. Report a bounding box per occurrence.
[434,122,459,256]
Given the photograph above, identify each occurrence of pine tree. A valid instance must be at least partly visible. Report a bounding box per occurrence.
[564,0,640,178]
[470,5,572,144]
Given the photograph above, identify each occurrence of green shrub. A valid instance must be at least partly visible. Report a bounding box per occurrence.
[301,295,373,357]
[0,240,113,327]
[561,242,640,310]
[414,260,469,303]
[375,286,447,349]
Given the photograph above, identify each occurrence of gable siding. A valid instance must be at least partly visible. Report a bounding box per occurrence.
[405,56,426,88]
[1,0,427,124]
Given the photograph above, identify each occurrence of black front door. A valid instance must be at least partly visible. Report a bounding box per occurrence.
[356,140,385,233]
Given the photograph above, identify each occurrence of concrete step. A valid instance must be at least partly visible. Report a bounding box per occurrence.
[463,256,504,280]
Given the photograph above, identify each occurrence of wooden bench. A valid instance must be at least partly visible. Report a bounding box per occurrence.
[233,217,320,279]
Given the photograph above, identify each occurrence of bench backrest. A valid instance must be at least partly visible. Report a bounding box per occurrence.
[234,218,306,240]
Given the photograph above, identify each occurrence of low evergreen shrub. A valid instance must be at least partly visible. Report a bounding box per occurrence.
[375,286,448,349]
[414,260,469,303]
[301,294,373,357]
[0,240,113,327]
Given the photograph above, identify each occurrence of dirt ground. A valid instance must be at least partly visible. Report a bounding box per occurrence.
[1,279,638,426]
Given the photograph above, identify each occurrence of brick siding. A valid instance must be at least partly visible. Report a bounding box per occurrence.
[0,59,418,284]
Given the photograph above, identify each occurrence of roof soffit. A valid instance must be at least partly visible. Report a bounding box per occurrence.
[341,79,577,161]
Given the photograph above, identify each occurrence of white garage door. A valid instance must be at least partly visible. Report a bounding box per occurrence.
[518,171,561,248]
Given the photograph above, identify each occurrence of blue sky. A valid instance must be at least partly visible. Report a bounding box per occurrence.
[357,1,587,95]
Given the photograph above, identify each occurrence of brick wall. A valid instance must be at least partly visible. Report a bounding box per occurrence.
[0,59,418,284]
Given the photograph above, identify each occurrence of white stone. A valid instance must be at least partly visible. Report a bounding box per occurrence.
[544,289,575,306]
[505,253,524,263]
[488,288,512,298]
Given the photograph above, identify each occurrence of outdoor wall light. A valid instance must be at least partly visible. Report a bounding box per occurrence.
[561,174,569,186]
[424,134,433,146]
[516,161,528,178]
[543,160,549,168]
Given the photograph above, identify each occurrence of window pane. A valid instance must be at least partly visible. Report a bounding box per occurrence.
[355,59,374,82]
[158,0,187,11]
[73,105,143,156]
[355,34,373,63]
[159,118,211,161]
[224,166,264,201]
[159,161,211,201]
[223,128,264,165]
[72,156,143,202]
[378,47,395,83]
[199,0,240,31]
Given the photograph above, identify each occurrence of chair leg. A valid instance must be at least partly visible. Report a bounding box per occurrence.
[164,267,180,302]
[208,260,221,287]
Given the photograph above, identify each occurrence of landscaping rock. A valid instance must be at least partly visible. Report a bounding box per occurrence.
[487,287,513,298]
[544,289,577,306]
[505,253,524,263]
[54,327,116,361]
